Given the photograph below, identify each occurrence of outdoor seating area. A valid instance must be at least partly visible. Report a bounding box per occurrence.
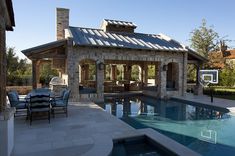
[7,88,71,125]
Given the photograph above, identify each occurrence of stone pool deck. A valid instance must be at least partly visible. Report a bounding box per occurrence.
[173,93,235,113]
[12,102,199,156]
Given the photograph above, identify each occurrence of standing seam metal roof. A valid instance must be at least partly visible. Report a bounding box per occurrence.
[67,26,188,52]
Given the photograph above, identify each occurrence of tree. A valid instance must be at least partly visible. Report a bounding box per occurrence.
[190,19,219,58]
[219,64,235,87]
[6,47,31,85]
[187,64,197,83]
[39,63,58,86]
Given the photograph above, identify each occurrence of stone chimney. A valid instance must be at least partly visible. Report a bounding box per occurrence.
[56,8,69,40]
[220,40,227,52]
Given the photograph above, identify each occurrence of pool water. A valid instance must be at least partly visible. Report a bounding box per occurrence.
[99,96,235,156]
[112,136,178,156]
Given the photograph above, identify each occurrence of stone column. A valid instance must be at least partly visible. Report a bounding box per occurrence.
[123,65,127,79]
[159,61,167,98]
[96,60,104,102]
[182,52,188,96]
[67,40,79,101]
[0,17,6,111]
[0,10,15,156]
[196,64,200,86]
[111,64,117,80]
[124,64,131,91]
[155,62,160,86]
[143,64,148,86]
[32,59,39,89]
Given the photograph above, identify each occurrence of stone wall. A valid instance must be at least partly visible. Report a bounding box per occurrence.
[66,46,186,101]
[66,40,79,101]
[0,2,7,112]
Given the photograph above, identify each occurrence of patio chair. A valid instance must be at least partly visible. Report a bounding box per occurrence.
[7,91,27,116]
[29,94,51,125]
[52,90,71,117]
[54,89,67,101]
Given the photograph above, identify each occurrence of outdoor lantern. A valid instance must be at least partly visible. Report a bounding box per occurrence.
[98,62,104,70]
[163,64,168,71]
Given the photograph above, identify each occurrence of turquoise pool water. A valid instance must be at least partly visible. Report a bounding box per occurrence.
[100,96,235,156]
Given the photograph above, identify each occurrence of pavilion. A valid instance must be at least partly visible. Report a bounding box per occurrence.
[22,8,206,102]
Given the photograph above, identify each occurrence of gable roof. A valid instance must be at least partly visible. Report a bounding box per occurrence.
[67,26,188,52]
[22,39,67,59]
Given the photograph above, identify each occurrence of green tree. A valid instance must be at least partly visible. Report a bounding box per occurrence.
[187,64,197,83]
[6,47,31,85]
[190,19,219,58]
[148,65,155,79]
[219,65,235,87]
[39,63,58,86]
[131,65,140,81]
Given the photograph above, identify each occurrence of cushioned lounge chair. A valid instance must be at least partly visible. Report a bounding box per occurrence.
[52,90,71,117]
[7,91,27,116]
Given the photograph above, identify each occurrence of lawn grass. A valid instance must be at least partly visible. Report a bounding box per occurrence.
[204,86,235,100]
[213,95,235,100]
[213,88,235,92]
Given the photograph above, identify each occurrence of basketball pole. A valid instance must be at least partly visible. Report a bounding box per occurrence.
[209,84,213,103]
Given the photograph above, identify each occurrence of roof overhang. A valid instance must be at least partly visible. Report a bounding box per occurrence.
[2,0,15,31]
[187,48,208,62]
[22,39,67,60]
[6,0,15,30]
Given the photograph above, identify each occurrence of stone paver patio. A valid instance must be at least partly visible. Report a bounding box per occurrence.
[12,101,200,156]
[13,102,136,156]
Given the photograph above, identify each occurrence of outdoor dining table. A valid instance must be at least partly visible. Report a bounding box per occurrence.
[25,89,56,101]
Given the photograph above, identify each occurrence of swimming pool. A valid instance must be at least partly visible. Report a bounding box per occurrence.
[99,96,235,156]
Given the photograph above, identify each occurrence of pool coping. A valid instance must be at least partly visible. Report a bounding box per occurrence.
[172,93,235,113]
[112,128,201,156]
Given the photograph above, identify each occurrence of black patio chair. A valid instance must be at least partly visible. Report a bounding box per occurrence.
[29,94,51,125]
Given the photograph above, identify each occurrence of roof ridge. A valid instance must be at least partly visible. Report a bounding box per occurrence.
[69,26,102,31]
[103,19,137,27]
[104,19,134,23]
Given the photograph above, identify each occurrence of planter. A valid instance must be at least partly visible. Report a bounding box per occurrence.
[0,108,15,156]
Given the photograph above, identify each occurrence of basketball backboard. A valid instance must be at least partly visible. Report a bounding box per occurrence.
[199,70,218,86]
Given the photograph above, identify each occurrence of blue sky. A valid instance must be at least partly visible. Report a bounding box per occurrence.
[6,0,235,59]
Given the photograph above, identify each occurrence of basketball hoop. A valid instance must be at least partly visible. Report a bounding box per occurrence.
[198,70,219,87]
[198,69,219,103]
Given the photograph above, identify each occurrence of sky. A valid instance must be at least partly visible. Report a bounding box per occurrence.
[6,0,235,59]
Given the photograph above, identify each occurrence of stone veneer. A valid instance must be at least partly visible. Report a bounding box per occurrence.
[56,8,69,40]
[66,45,187,101]
[0,10,6,112]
